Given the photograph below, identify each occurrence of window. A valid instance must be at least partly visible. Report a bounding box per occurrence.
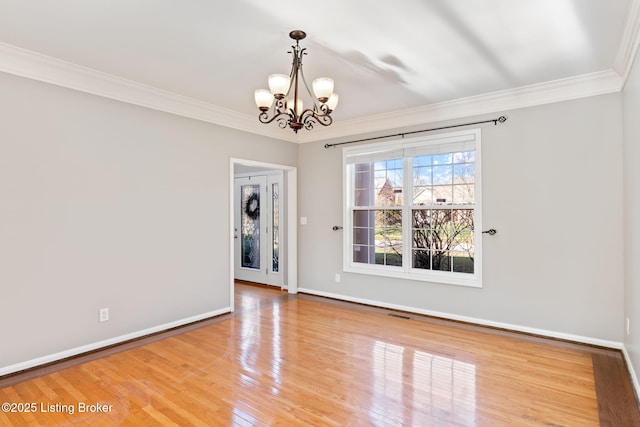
[344,129,482,287]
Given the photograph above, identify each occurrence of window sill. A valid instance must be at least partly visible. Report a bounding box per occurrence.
[344,264,482,288]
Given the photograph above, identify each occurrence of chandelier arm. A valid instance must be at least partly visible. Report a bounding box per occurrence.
[312,110,332,126]
[299,108,332,131]
[297,58,319,109]
[258,110,293,125]
[298,109,316,131]
[276,116,290,129]
[317,103,332,116]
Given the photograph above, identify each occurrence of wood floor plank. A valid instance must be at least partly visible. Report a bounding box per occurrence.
[0,283,637,425]
[593,351,640,426]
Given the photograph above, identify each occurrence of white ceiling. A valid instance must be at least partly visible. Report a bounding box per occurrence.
[0,0,637,143]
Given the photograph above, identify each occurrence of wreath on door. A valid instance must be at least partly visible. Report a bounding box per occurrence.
[244,193,260,219]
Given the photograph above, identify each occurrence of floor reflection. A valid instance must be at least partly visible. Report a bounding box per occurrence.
[238,286,283,395]
[270,302,282,392]
[239,293,261,375]
[371,340,476,426]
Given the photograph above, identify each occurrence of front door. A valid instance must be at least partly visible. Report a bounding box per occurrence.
[234,174,283,286]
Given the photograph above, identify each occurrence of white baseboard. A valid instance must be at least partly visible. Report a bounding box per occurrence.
[298,287,623,350]
[0,307,231,377]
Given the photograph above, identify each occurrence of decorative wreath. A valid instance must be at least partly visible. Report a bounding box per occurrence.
[244,193,260,219]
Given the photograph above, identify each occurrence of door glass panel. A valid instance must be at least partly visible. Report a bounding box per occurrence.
[241,184,260,269]
[272,182,279,273]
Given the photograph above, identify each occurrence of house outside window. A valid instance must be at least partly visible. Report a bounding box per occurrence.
[343,129,482,287]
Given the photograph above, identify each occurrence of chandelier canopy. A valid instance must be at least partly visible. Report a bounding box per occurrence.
[254,30,339,133]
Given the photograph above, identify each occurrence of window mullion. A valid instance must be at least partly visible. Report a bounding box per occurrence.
[402,156,412,273]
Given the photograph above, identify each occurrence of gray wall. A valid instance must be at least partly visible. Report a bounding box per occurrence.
[0,72,297,370]
[623,47,640,385]
[298,94,624,343]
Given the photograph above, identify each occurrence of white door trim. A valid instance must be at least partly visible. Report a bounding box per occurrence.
[229,158,298,311]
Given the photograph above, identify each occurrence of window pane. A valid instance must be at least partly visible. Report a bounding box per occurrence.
[353,209,373,227]
[413,166,433,185]
[380,244,403,266]
[452,209,475,233]
[375,180,402,206]
[432,251,451,271]
[272,183,279,273]
[413,155,432,167]
[355,188,373,207]
[374,160,386,171]
[353,227,371,245]
[412,229,431,248]
[433,153,452,165]
[413,249,431,270]
[453,184,474,204]
[355,173,372,189]
[433,185,453,204]
[413,186,433,205]
[453,151,475,164]
[353,244,374,264]
[412,209,431,229]
[452,251,474,273]
[454,164,475,184]
[378,209,402,227]
[433,165,453,185]
[241,184,261,270]
[355,168,371,186]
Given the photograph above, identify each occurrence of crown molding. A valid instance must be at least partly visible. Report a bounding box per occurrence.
[0,42,298,143]
[0,41,628,145]
[297,69,623,143]
[615,0,640,85]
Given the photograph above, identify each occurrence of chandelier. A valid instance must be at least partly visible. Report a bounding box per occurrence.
[254,30,339,133]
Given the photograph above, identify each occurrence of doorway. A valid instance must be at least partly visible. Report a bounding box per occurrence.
[229,159,297,311]
[233,172,283,286]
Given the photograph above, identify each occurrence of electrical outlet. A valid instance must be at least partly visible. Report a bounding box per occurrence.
[99,308,109,322]
[335,273,341,283]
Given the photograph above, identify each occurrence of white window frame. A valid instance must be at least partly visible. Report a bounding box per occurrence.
[343,128,483,288]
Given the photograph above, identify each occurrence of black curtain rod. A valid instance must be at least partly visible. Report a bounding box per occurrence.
[324,115,508,149]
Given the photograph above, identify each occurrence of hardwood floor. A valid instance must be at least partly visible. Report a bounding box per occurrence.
[1,283,638,426]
